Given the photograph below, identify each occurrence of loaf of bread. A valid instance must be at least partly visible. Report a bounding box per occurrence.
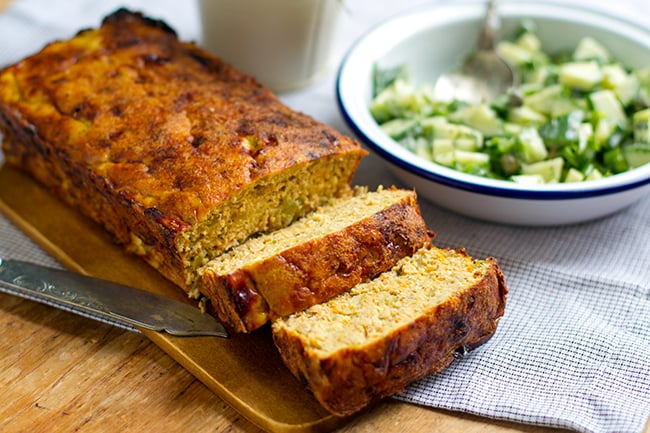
[0,9,366,293]
[271,245,507,417]
[0,8,509,420]
[200,187,431,333]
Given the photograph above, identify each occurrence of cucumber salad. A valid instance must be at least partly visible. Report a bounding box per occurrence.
[370,22,650,184]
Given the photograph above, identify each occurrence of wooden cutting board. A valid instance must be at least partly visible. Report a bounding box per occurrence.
[0,163,350,432]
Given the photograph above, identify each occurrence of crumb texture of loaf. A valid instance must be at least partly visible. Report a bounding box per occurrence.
[0,8,366,291]
[200,187,431,333]
[271,245,508,417]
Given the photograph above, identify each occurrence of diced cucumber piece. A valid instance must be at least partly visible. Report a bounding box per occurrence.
[433,152,455,167]
[432,148,455,167]
[511,174,545,184]
[497,40,533,65]
[517,126,548,163]
[419,116,447,138]
[594,117,617,148]
[632,108,650,143]
[508,106,547,125]
[413,137,432,160]
[559,61,602,90]
[521,84,579,118]
[602,64,639,105]
[449,103,503,137]
[623,142,650,168]
[428,120,459,139]
[525,64,553,87]
[564,167,585,182]
[517,32,542,52]
[551,97,582,118]
[453,138,480,152]
[602,64,627,88]
[432,138,455,166]
[572,37,611,63]
[453,124,484,145]
[432,138,454,153]
[616,74,640,106]
[638,67,650,85]
[585,167,604,180]
[524,84,564,115]
[578,122,594,153]
[590,89,627,126]
[503,122,523,136]
[380,118,420,140]
[369,78,422,123]
[549,100,578,118]
[519,82,545,95]
[521,157,564,183]
[455,149,490,167]
[430,133,481,154]
[426,120,484,148]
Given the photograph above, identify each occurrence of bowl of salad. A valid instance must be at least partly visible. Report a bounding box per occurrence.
[337,0,650,225]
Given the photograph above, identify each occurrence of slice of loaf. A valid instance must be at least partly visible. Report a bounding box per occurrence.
[271,245,507,417]
[0,9,366,293]
[200,187,431,333]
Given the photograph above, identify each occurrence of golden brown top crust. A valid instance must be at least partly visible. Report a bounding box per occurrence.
[0,9,365,226]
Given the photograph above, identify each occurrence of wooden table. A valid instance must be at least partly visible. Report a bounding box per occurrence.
[1,295,570,433]
[0,1,646,432]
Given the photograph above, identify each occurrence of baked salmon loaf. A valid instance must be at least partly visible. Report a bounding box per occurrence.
[0,9,366,291]
[200,187,431,333]
[271,245,507,417]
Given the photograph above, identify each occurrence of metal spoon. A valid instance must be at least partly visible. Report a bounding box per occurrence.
[434,0,517,103]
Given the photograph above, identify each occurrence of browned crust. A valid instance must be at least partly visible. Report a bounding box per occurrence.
[201,190,432,333]
[0,9,365,290]
[271,251,508,417]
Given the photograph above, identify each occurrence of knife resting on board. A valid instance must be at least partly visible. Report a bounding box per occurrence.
[0,257,228,337]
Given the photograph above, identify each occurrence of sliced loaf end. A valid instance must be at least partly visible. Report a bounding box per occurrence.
[271,244,507,417]
[200,186,431,333]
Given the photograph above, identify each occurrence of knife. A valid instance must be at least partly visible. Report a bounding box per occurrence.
[0,257,228,338]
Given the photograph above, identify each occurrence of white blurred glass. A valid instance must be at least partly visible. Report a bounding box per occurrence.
[199,0,343,92]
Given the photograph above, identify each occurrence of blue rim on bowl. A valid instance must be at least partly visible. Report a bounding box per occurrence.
[336,1,650,202]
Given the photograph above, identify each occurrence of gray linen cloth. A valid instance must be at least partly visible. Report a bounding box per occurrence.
[0,1,648,433]
[396,192,650,433]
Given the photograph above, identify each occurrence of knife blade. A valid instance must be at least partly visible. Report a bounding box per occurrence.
[0,257,228,338]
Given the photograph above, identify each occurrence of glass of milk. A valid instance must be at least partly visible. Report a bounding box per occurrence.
[199,0,343,93]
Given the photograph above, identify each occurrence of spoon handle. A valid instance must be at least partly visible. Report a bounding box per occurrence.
[477,0,499,51]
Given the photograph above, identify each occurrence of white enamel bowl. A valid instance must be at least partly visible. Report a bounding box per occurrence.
[337,1,650,226]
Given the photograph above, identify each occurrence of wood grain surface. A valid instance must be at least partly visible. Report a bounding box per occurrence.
[0,287,572,433]
[3,290,647,433]
[0,1,647,432]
